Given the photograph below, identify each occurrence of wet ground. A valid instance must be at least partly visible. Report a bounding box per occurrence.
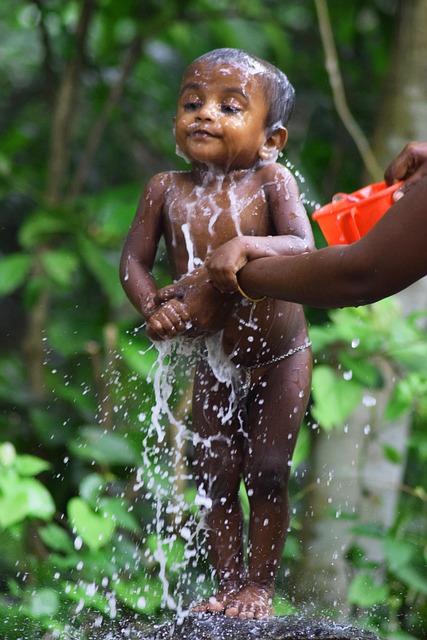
[83,614,382,640]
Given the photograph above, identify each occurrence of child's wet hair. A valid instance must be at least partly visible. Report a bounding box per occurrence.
[189,48,295,133]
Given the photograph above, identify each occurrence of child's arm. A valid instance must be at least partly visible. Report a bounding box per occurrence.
[206,165,315,293]
[120,173,168,321]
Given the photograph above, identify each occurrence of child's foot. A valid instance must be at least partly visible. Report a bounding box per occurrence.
[191,582,240,614]
[224,583,274,619]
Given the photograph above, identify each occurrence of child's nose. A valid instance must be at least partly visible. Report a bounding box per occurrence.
[197,101,216,120]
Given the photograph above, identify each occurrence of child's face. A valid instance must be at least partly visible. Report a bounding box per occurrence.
[175,60,271,171]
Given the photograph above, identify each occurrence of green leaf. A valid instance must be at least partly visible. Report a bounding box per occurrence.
[69,426,140,467]
[82,183,142,244]
[0,442,16,465]
[147,534,187,572]
[19,478,56,520]
[39,523,74,553]
[0,489,29,528]
[97,497,141,533]
[61,580,113,614]
[393,564,427,595]
[390,343,427,374]
[79,473,105,505]
[385,632,420,640]
[311,365,362,430]
[349,521,386,538]
[382,444,402,465]
[383,538,416,572]
[40,249,79,287]
[14,454,50,476]
[67,497,116,551]
[385,374,427,420]
[282,534,302,561]
[78,235,124,306]
[383,537,427,595]
[0,253,32,296]
[19,210,71,249]
[348,573,389,607]
[0,477,55,527]
[272,595,297,616]
[118,335,158,377]
[113,575,163,613]
[29,588,60,617]
[338,352,383,388]
[292,423,310,469]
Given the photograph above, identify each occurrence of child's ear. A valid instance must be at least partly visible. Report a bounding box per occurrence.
[259,127,288,161]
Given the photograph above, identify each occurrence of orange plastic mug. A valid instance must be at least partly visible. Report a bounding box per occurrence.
[312,181,402,245]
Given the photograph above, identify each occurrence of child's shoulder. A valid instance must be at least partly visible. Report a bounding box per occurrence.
[145,170,191,195]
[258,161,296,184]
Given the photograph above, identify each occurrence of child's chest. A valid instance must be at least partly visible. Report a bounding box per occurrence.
[163,179,273,256]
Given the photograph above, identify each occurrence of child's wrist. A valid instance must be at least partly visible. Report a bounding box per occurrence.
[141,296,157,318]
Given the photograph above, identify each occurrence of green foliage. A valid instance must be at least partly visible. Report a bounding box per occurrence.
[311,364,363,430]
[309,299,427,637]
[348,573,389,608]
[0,0,426,638]
[0,443,54,528]
[0,253,32,295]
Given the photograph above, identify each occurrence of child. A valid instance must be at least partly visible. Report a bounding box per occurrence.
[120,48,314,619]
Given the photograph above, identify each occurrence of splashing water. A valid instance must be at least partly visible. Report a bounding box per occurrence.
[132,332,244,621]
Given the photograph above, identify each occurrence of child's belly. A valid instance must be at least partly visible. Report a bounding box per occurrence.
[220,299,309,368]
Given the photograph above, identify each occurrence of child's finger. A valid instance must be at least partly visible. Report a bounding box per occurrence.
[156,283,184,304]
[147,302,190,340]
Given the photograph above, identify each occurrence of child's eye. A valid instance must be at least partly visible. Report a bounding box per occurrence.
[221,104,240,115]
[183,101,201,112]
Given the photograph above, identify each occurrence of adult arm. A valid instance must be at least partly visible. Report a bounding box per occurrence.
[237,175,427,308]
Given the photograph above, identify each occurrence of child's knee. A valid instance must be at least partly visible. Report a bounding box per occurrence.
[195,463,241,506]
[246,459,290,498]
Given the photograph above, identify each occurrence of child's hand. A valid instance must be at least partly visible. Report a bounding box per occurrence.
[147,299,191,341]
[205,238,248,293]
[156,266,238,337]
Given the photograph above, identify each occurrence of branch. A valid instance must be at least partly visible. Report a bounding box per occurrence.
[45,0,96,206]
[314,0,383,181]
[32,0,57,105]
[67,35,143,203]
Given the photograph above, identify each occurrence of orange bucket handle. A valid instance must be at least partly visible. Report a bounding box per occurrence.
[337,208,361,243]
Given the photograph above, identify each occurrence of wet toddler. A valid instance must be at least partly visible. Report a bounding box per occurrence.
[120,48,314,618]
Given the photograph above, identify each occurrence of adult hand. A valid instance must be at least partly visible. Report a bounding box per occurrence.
[206,237,248,293]
[384,141,427,200]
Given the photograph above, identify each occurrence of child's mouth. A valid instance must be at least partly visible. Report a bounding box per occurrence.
[191,129,217,139]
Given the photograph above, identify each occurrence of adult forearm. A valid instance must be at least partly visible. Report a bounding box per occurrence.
[238,177,427,309]
[237,246,389,309]
[238,250,340,308]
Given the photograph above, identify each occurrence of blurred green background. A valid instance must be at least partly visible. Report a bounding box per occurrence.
[1,1,427,638]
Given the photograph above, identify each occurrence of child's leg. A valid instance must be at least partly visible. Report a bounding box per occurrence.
[226,345,312,618]
[191,359,246,613]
